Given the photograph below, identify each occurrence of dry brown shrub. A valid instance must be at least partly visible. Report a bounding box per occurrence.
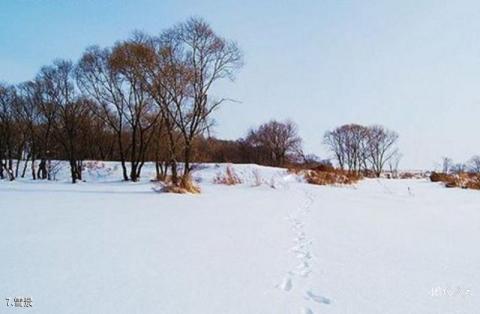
[179,175,201,193]
[430,172,449,182]
[213,164,242,185]
[465,178,480,190]
[153,174,201,194]
[289,166,362,186]
[430,172,459,188]
[306,170,361,185]
[444,179,458,188]
[312,163,336,172]
[286,166,303,175]
[430,172,480,190]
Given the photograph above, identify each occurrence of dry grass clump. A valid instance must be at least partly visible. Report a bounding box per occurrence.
[289,166,362,186]
[465,179,480,190]
[311,163,336,172]
[430,172,450,183]
[153,174,201,194]
[430,172,480,190]
[304,169,362,185]
[213,164,242,185]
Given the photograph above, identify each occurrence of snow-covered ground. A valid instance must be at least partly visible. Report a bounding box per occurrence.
[1,163,479,314]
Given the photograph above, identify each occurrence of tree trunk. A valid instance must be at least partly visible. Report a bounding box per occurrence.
[47,159,52,180]
[21,154,30,178]
[183,142,192,177]
[31,158,36,180]
[4,164,14,181]
[0,160,4,180]
[120,158,128,181]
[38,159,48,179]
[117,132,129,181]
[15,157,21,178]
[69,159,77,184]
[155,159,165,181]
[130,161,138,182]
[77,160,83,181]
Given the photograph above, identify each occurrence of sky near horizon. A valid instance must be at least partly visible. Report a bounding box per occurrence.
[1,0,480,169]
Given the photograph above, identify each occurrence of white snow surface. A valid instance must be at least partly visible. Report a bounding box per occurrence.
[1,162,479,314]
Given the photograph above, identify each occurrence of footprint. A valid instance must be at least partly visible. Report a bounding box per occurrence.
[291,243,306,250]
[296,261,310,270]
[302,307,314,314]
[296,268,312,277]
[291,247,304,254]
[296,251,312,260]
[294,236,306,243]
[279,277,292,292]
[306,290,331,304]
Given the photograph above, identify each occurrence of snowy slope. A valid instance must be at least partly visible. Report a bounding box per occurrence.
[0,163,479,314]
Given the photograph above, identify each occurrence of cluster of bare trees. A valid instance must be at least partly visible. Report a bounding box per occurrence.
[190,120,305,167]
[324,124,400,177]
[440,156,480,174]
[1,18,405,183]
[0,64,96,182]
[0,18,242,184]
[241,120,303,166]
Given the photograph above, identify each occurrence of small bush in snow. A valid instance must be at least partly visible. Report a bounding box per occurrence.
[289,166,362,186]
[214,164,242,185]
[48,161,64,181]
[153,174,201,194]
[304,170,361,185]
[430,172,480,190]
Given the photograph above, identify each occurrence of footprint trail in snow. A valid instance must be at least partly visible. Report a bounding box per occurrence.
[278,187,331,313]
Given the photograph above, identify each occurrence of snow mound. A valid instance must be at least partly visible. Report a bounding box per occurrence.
[15,161,304,188]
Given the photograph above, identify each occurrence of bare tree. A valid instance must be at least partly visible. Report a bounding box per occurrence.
[40,60,90,183]
[246,120,302,166]
[136,32,191,184]
[468,155,480,174]
[76,46,130,181]
[366,125,399,177]
[158,18,243,183]
[17,78,58,180]
[388,151,402,178]
[442,157,453,174]
[17,81,40,179]
[325,124,399,176]
[108,39,161,181]
[323,127,346,170]
[450,162,466,174]
[0,83,17,180]
[324,124,369,173]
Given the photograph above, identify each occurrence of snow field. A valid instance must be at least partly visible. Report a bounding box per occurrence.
[1,163,479,313]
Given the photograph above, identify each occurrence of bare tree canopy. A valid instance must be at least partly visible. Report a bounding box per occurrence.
[366,125,399,177]
[161,17,243,179]
[245,120,302,166]
[324,124,399,177]
[468,155,480,173]
[138,17,243,185]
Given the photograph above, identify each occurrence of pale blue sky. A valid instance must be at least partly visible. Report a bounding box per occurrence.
[1,0,480,169]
